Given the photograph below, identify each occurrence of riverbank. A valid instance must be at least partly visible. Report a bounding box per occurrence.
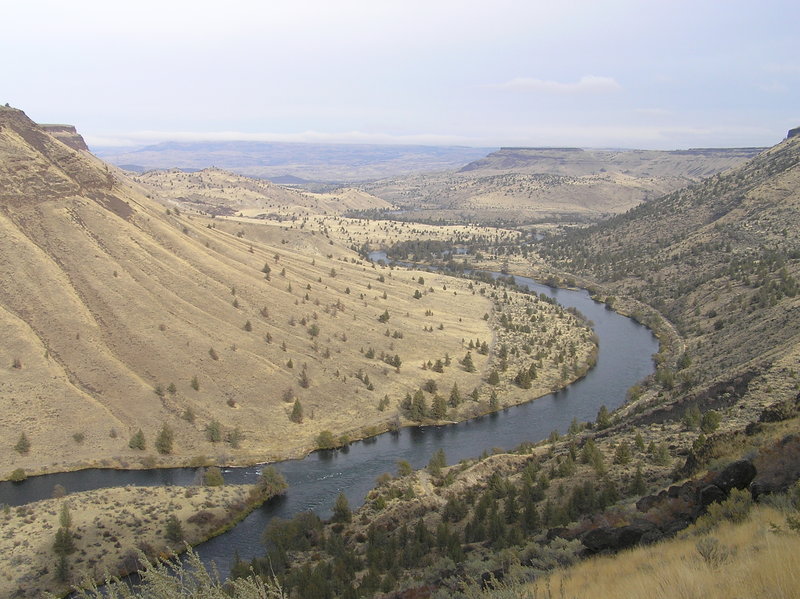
[3,265,599,483]
[0,483,276,598]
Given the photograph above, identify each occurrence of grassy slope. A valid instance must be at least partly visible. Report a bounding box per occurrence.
[358,148,761,225]
[0,108,593,478]
[244,135,800,598]
[2,484,265,598]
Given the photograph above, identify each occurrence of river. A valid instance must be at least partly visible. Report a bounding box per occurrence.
[0,267,657,577]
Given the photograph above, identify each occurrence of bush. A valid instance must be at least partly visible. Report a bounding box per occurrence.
[316,430,337,450]
[693,488,753,534]
[203,466,225,487]
[129,429,146,450]
[155,425,174,454]
[9,468,26,482]
[14,432,30,455]
[70,548,284,598]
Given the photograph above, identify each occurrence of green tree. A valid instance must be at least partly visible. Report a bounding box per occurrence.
[128,429,146,450]
[14,432,30,455]
[701,410,722,433]
[430,394,447,420]
[165,514,184,543]
[155,424,174,455]
[316,430,337,449]
[461,351,476,372]
[332,492,352,523]
[409,389,428,421]
[378,309,390,323]
[614,441,632,465]
[252,466,288,500]
[206,420,222,443]
[487,369,500,385]
[227,427,244,448]
[449,383,462,407]
[629,463,647,495]
[427,448,446,477]
[203,466,225,486]
[290,399,304,423]
[596,404,611,429]
[397,460,413,477]
[683,405,702,430]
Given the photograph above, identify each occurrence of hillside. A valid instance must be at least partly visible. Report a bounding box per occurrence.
[538,132,800,396]
[359,147,762,225]
[0,107,593,478]
[460,146,764,177]
[133,168,393,216]
[224,133,800,598]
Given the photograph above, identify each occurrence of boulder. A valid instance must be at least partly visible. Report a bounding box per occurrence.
[581,526,620,553]
[711,460,756,493]
[698,484,727,507]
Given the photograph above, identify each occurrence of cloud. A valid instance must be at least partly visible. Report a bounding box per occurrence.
[487,75,621,93]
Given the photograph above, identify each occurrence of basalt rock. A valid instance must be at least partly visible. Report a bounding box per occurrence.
[711,460,756,493]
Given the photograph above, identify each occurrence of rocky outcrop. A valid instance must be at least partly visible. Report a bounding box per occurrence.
[788,126,800,139]
[39,124,90,151]
[579,459,757,555]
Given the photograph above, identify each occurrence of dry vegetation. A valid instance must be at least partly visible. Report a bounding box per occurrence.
[0,108,593,479]
[0,484,258,598]
[520,503,800,599]
[358,147,761,225]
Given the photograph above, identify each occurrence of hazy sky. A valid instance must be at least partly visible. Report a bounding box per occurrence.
[3,0,798,149]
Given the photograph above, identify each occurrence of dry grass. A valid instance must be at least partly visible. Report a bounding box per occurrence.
[523,504,800,599]
[0,111,594,478]
[0,484,257,598]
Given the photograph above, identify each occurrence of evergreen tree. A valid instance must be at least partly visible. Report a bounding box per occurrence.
[614,441,632,465]
[155,424,174,455]
[596,404,611,429]
[290,399,304,423]
[410,390,428,420]
[206,420,222,442]
[430,394,447,420]
[629,463,647,495]
[487,369,500,385]
[165,514,184,543]
[427,448,446,477]
[128,429,146,450]
[449,383,461,407]
[332,492,352,523]
[14,432,30,455]
[461,351,476,372]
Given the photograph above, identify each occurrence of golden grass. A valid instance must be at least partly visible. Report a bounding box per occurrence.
[525,505,800,599]
[0,484,258,598]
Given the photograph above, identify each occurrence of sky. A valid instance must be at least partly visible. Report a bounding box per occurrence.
[2,0,799,150]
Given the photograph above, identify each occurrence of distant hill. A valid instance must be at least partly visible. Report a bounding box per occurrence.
[360,146,766,225]
[460,146,765,177]
[93,140,494,183]
[133,168,393,216]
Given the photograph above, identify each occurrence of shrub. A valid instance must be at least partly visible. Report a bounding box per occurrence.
[693,488,753,534]
[203,466,225,486]
[9,468,26,482]
[316,430,337,450]
[205,420,222,443]
[14,432,30,455]
[129,429,146,450]
[155,425,174,454]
